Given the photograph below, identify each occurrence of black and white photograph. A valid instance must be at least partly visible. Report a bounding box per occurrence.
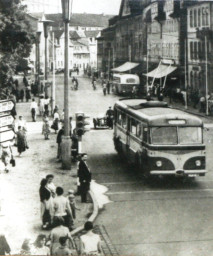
[0,0,213,255]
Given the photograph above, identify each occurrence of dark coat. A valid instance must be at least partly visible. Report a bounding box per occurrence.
[39,186,51,202]
[78,160,91,184]
[0,235,11,255]
[56,128,64,144]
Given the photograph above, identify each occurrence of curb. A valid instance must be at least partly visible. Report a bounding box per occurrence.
[70,189,99,236]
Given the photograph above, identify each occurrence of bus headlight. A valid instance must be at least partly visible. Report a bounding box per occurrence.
[156,161,162,167]
[195,160,201,167]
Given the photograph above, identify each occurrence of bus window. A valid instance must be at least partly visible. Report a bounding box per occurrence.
[131,119,137,135]
[151,127,177,145]
[117,111,122,125]
[178,127,202,144]
[122,113,127,129]
[136,122,142,138]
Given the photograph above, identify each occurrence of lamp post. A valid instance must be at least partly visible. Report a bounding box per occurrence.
[61,0,72,170]
[35,31,41,92]
[41,19,54,95]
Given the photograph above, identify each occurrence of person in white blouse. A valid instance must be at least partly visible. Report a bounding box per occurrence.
[30,98,38,122]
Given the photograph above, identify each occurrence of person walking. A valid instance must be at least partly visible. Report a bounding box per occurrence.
[106,107,114,129]
[51,110,60,134]
[77,154,91,203]
[16,126,28,156]
[39,179,51,230]
[42,117,51,140]
[50,217,74,255]
[39,95,45,116]
[53,187,73,229]
[107,80,110,94]
[103,80,107,96]
[30,98,38,122]
[25,85,31,102]
[20,89,25,102]
[44,96,50,117]
[56,126,64,161]
[17,115,26,131]
[32,234,50,255]
[80,221,103,256]
[0,144,13,173]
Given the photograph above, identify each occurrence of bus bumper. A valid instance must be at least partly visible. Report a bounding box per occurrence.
[150,169,207,177]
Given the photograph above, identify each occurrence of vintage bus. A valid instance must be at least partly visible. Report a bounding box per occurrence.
[112,74,140,95]
[113,99,206,178]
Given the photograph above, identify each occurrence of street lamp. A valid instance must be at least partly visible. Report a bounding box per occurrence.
[61,0,72,170]
[35,31,41,92]
[41,19,54,94]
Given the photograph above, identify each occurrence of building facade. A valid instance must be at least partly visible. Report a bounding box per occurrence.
[23,0,61,14]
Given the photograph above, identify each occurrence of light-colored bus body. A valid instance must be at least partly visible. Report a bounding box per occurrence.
[112,74,140,95]
[113,99,206,177]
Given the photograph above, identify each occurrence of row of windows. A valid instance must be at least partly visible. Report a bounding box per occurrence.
[189,7,209,28]
[190,70,205,90]
[149,43,179,59]
[189,41,211,61]
[116,111,148,141]
[164,0,174,13]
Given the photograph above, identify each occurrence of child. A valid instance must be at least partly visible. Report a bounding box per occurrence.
[42,117,50,140]
[67,190,80,219]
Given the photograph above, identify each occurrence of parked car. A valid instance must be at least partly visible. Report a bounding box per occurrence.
[93,114,108,129]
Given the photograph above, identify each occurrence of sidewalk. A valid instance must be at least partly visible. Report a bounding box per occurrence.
[0,100,94,254]
[163,96,213,122]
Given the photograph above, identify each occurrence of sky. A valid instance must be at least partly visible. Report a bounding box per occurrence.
[71,0,121,15]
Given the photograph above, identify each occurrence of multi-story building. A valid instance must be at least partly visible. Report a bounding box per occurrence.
[187,1,213,94]
[23,0,61,14]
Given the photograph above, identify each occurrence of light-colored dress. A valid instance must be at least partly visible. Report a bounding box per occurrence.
[46,183,56,218]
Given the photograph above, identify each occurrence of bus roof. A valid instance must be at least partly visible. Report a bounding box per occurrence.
[114,99,203,126]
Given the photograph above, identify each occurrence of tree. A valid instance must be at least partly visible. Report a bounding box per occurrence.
[0,0,34,89]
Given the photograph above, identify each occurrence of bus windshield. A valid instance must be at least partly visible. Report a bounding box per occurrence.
[151,127,202,145]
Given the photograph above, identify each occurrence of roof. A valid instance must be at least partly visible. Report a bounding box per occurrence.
[29,12,44,20]
[85,30,100,38]
[115,99,203,126]
[54,30,64,39]
[45,13,113,28]
[70,31,86,39]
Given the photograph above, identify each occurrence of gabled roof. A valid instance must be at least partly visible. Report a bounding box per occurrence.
[85,30,100,38]
[54,30,64,39]
[45,13,113,28]
[70,31,86,40]
[29,12,45,20]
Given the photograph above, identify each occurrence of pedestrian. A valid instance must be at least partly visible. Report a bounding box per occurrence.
[53,236,74,256]
[39,95,45,116]
[200,96,206,113]
[106,107,114,129]
[69,117,73,137]
[32,234,50,255]
[77,153,91,203]
[56,126,64,161]
[15,89,20,103]
[30,98,38,122]
[103,80,107,96]
[46,174,56,197]
[76,67,79,75]
[50,217,74,255]
[51,110,60,134]
[20,238,32,255]
[71,129,78,162]
[20,89,24,102]
[107,80,110,94]
[0,143,13,173]
[16,126,28,156]
[80,221,103,256]
[0,235,11,255]
[42,117,51,140]
[53,187,73,229]
[39,179,52,230]
[17,115,26,131]
[44,96,50,117]
[25,86,31,102]
[67,190,80,220]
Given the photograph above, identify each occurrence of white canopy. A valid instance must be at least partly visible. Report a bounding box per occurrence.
[111,62,140,72]
[144,64,177,78]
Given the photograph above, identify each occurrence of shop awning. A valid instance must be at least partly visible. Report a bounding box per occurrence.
[111,62,140,72]
[144,64,177,78]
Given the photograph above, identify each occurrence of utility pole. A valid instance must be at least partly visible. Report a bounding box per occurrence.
[184,39,188,109]
[205,35,209,116]
[51,30,56,114]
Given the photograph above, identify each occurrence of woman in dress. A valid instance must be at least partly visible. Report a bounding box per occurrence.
[52,110,60,134]
[42,117,51,140]
[39,179,51,229]
[32,234,50,255]
[49,217,75,255]
[46,174,56,222]
[16,126,28,156]
[0,144,12,173]
[39,95,45,116]
[80,221,103,255]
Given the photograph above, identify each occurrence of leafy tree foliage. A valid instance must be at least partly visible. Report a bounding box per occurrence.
[0,0,34,88]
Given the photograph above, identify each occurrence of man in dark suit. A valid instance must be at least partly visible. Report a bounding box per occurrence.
[77,154,91,203]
